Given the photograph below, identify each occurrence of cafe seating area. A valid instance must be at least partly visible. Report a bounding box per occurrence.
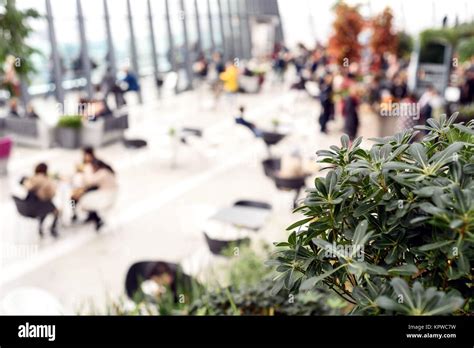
[0,76,382,313]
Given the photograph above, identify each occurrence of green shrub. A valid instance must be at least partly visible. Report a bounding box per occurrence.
[458,104,474,123]
[270,114,473,315]
[57,115,83,129]
[189,277,344,315]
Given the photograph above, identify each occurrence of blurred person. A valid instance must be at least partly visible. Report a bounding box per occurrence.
[219,61,239,94]
[25,103,40,119]
[209,52,225,104]
[367,75,382,107]
[3,55,21,97]
[21,163,59,238]
[272,43,289,83]
[461,56,474,104]
[72,158,117,231]
[193,52,209,80]
[418,85,438,124]
[212,51,225,75]
[234,105,262,137]
[391,74,408,101]
[318,73,334,134]
[343,85,360,141]
[397,92,419,132]
[385,53,400,81]
[101,66,126,108]
[71,147,96,222]
[121,67,140,94]
[8,98,20,117]
[278,150,304,179]
[78,97,111,122]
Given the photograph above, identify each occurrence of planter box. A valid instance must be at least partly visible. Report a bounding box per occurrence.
[56,127,81,149]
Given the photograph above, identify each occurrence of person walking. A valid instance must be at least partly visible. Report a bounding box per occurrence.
[318,74,334,134]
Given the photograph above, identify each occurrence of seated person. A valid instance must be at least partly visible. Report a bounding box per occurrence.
[234,106,262,137]
[79,97,112,122]
[71,147,97,219]
[71,158,117,231]
[278,152,305,179]
[277,151,319,179]
[21,163,59,238]
[8,98,20,117]
[25,103,40,119]
[122,68,140,93]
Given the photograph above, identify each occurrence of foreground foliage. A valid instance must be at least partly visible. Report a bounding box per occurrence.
[270,114,474,315]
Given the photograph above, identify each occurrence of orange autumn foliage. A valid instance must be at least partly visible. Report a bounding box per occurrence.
[328,2,364,66]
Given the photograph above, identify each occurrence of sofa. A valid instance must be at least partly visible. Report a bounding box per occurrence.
[2,117,54,149]
[80,111,129,147]
[0,110,128,149]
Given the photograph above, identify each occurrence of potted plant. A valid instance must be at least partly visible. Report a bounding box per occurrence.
[56,115,83,149]
[271,118,280,131]
[168,127,178,168]
[270,113,473,315]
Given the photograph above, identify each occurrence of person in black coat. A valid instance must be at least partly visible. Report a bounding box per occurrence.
[318,74,334,134]
[343,86,360,141]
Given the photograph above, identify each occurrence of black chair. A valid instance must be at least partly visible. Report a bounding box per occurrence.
[261,158,281,177]
[12,196,36,218]
[261,131,286,156]
[180,127,203,144]
[125,261,194,301]
[181,127,203,137]
[273,176,308,208]
[235,120,285,156]
[12,195,51,234]
[233,200,272,211]
[203,232,250,256]
[123,138,147,149]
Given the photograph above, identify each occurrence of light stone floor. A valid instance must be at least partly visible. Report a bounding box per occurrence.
[0,81,381,313]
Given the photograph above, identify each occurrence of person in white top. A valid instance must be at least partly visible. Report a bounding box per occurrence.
[72,158,117,231]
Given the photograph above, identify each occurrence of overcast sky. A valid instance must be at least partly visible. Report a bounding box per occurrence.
[278,0,474,48]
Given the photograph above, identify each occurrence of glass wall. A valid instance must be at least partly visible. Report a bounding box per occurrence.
[209,0,223,54]
[151,0,172,72]
[109,0,131,71]
[130,0,154,76]
[197,0,213,56]
[81,0,108,84]
[50,0,82,89]
[168,0,185,67]
[183,0,199,59]
[229,0,242,58]
[16,0,50,94]
[219,0,233,59]
[13,0,278,95]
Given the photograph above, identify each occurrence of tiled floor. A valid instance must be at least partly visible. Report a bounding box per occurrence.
[0,81,381,313]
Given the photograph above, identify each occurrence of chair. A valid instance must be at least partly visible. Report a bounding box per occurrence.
[0,137,12,175]
[261,158,281,178]
[203,232,250,256]
[12,195,49,231]
[273,176,307,208]
[125,261,194,301]
[233,200,272,211]
[261,131,286,156]
[235,121,286,156]
[179,127,203,144]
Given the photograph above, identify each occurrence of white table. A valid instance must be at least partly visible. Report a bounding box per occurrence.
[210,205,271,231]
